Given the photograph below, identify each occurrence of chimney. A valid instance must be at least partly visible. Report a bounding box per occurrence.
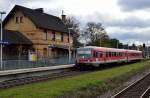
[61,10,66,23]
[34,8,44,13]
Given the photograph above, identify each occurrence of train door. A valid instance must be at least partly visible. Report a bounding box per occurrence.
[108,52,111,61]
[102,52,106,62]
[98,51,103,61]
[92,50,98,63]
[105,52,108,61]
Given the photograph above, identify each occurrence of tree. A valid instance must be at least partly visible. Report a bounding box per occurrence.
[131,43,137,50]
[143,43,146,49]
[82,22,109,46]
[118,43,123,49]
[137,45,143,51]
[94,38,123,48]
[64,16,82,48]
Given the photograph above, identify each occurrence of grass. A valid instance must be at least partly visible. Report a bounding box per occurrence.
[0,60,150,98]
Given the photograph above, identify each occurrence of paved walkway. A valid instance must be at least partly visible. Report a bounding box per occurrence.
[0,64,74,76]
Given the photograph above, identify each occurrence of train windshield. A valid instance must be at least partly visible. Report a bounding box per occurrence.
[77,48,91,58]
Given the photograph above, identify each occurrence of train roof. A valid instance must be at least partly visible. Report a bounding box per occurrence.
[78,46,142,53]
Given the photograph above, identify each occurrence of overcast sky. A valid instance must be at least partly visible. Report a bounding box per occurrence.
[1,0,150,45]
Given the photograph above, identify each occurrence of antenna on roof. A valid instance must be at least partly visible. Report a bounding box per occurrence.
[61,10,66,23]
[62,10,64,15]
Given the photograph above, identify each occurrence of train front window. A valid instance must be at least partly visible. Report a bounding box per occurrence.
[77,49,91,58]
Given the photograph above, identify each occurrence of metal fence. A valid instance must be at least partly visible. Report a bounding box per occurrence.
[0,57,75,71]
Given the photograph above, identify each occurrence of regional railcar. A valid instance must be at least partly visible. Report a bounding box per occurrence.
[75,46,143,67]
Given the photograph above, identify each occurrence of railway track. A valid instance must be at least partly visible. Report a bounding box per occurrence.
[0,68,87,89]
[111,73,150,98]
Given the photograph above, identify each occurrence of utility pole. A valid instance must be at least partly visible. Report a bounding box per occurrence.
[68,28,73,63]
[127,42,130,50]
[100,39,101,47]
[99,31,105,47]
[147,41,149,59]
[0,11,6,70]
[117,41,118,48]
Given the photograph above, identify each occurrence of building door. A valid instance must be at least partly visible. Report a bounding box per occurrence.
[43,48,47,58]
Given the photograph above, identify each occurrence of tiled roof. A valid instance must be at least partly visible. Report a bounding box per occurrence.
[3,5,68,33]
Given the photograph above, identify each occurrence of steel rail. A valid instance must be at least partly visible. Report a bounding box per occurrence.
[111,72,150,98]
[0,68,87,89]
[140,86,150,98]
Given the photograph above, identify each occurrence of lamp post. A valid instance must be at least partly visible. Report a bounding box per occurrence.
[127,41,130,50]
[99,29,105,47]
[0,11,6,70]
[68,28,73,63]
[99,34,105,47]
[147,41,149,59]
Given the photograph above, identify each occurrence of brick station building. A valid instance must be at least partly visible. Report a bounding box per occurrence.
[2,5,73,60]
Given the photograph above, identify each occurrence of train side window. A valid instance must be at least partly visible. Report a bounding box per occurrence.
[114,52,116,57]
[96,52,98,58]
[93,51,96,57]
[117,52,119,56]
[121,53,123,56]
[106,52,108,57]
[115,52,117,56]
[93,51,98,58]
[117,52,119,57]
[113,52,115,57]
[112,52,114,57]
[99,52,103,58]
[119,52,121,56]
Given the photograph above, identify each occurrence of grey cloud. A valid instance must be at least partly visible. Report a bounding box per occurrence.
[0,0,29,18]
[77,13,150,43]
[47,8,63,17]
[118,0,150,11]
[80,13,150,29]
[82,13,150,43]
[109,32,150,42]
[105,17,150,28]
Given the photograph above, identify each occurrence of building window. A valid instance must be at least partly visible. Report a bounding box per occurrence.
[16,17,19,23]
[61,33,64,42]
[52,31,55,41]
[44,30,48,40]
[20,16,23,23]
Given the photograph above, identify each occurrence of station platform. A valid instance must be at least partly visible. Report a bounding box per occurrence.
[0,64,75,82]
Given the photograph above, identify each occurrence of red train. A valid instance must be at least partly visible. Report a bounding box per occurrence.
[75,46,143,67]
